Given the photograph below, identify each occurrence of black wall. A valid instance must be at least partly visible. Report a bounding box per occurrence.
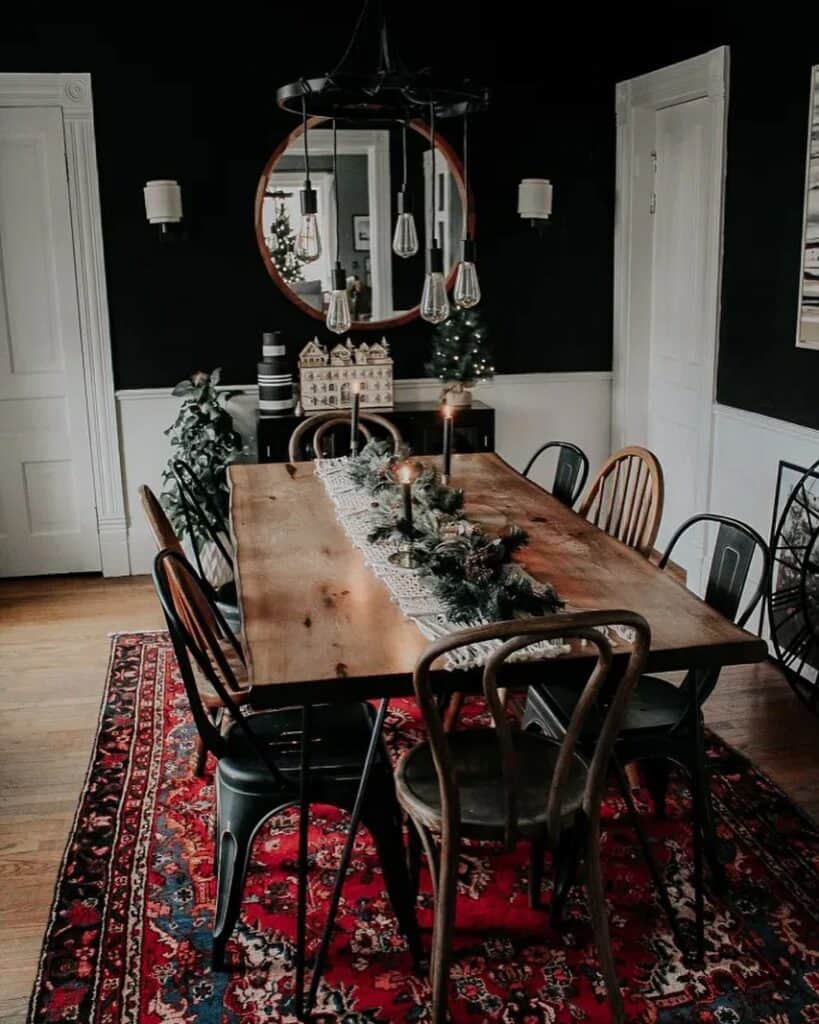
[1,12,818,431]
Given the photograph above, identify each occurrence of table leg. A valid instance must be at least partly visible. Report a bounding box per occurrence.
[305,698,390,1015]
[295,703,312,1020]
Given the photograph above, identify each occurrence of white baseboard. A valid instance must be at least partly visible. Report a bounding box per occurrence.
[117,372,613,575]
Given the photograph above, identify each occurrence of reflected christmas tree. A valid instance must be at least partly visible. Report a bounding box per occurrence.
[265,191,307,285]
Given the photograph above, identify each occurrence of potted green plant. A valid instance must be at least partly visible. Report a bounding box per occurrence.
[160,369,243,580]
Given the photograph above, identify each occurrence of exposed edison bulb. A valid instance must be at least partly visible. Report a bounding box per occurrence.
[295,185,321,263]
[327,265,352,334]
[295,213,321,263]
[392,189,419,258]
[420,245,450,324]
[454,263,481,308]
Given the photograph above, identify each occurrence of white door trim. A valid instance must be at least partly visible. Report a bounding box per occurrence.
[612,47,729,521]
[0,74,128,575]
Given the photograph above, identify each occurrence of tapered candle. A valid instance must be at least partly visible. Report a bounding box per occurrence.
[350,380,361,455]
[398,463,413,530]
[442,404,454,482]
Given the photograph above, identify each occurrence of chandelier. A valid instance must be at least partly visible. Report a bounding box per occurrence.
[276,0,489,330]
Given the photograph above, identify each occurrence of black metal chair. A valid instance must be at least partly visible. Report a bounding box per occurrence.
[522,513,771,960]
[152,549,422,976]
[522,441,589,507]
[171,459,240,632]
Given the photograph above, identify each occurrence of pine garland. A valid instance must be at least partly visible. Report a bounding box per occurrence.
[344,441,563,623]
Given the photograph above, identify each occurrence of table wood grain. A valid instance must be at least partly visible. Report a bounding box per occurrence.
[229,454,767,708]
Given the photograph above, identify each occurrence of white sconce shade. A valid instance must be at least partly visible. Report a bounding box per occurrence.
[144,180,182,225]
[518,178,553,220]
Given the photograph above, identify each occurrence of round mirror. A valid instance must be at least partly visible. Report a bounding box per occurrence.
[254,118,471,330]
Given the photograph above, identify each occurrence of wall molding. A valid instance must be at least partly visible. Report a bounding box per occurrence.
[0,73,128,576]
[114,370,615,402]
[713,401,819,445]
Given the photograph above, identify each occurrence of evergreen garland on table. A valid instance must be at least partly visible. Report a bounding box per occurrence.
[343,440,563,624]
[425,307,494,386]
[267,196,307,285]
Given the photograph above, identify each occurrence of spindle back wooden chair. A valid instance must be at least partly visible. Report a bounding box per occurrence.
[395,609,651,1024]
[139,486,247,775]
[578,446,664,557]
[288,410,403,461]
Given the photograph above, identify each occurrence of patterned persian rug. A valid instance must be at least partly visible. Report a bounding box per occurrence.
[28,633,819,1023]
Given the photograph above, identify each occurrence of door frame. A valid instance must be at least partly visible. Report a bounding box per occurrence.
[612,48,729,540]
[0,74,128,575]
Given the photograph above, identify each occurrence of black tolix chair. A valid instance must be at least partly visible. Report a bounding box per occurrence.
[152,548,422,986]
[522,440,590,508]
[523,513,771,961]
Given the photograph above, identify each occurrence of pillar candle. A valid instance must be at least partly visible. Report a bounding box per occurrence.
[399,464,413,530]
[442,404,454,481]
[350,381,361,455]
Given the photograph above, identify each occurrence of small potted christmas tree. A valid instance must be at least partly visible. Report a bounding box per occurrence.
[425,307,494,407]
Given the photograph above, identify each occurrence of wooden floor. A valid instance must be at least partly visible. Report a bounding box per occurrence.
[0,575,817,1023]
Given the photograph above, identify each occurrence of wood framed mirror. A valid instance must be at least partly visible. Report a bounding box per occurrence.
[254,118,473,331]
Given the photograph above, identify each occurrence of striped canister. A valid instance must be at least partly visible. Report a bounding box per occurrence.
[257,331,294,415]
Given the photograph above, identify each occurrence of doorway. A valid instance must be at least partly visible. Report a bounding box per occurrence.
[0,74,127,576]
[613,47,729,584]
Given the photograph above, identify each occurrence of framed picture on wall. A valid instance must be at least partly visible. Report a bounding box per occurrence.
[352,215,370,251]
[797,65,819,349]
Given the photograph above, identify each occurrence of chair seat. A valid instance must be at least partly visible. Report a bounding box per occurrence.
[218,702,386,793]
[530,674,689,737]
[395,729,587,840]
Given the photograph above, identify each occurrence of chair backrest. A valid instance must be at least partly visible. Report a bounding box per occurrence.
[152,549,285,783]
[171,460,233,573]
[139,484,183,555]
[139,484,228,643]
[288,411,403,461]
[412,610,650,847]
[660,513,770,710]
[578,446,664,557]
[523,441,590,507]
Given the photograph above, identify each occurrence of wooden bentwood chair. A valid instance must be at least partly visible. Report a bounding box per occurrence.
[139,484,247,776]
[523,514,771,962]
[395,610,651,1024]
[288,410,403,461]
[579,446,664,557]
[523,440,590,508]
[152,549,422,974]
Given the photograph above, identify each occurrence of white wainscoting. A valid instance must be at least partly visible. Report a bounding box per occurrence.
[116,371,613,575]
[708,403,819,642]
[709,403,819,542]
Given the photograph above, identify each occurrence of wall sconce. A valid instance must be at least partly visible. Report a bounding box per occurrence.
[518,178,552,235]
[144,180,182,235]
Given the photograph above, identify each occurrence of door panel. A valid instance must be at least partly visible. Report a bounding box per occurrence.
[0,106,100,575]
[647,97,718,577]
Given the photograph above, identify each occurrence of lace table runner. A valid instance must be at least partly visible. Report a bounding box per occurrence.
[314,456,570,670]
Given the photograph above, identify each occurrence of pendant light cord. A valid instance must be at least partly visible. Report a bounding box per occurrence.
[463,113,470,242]
[333,118,340,266]
[401,119,408,191]
[301,92,311,187]
[429,102,437,248]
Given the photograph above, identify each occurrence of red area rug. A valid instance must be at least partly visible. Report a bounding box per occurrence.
[28,633,819,1023]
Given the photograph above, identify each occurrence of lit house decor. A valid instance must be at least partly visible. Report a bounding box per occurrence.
[298,337,394,411]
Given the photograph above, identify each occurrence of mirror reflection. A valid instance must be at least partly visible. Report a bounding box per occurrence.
[256,120,467,328]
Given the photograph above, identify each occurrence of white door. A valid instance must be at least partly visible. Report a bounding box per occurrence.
[614,49,728,584]
[0,106,101,575]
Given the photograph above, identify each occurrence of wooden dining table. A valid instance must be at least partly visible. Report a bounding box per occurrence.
[228,450,767,1018]
[229,451,767,708]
